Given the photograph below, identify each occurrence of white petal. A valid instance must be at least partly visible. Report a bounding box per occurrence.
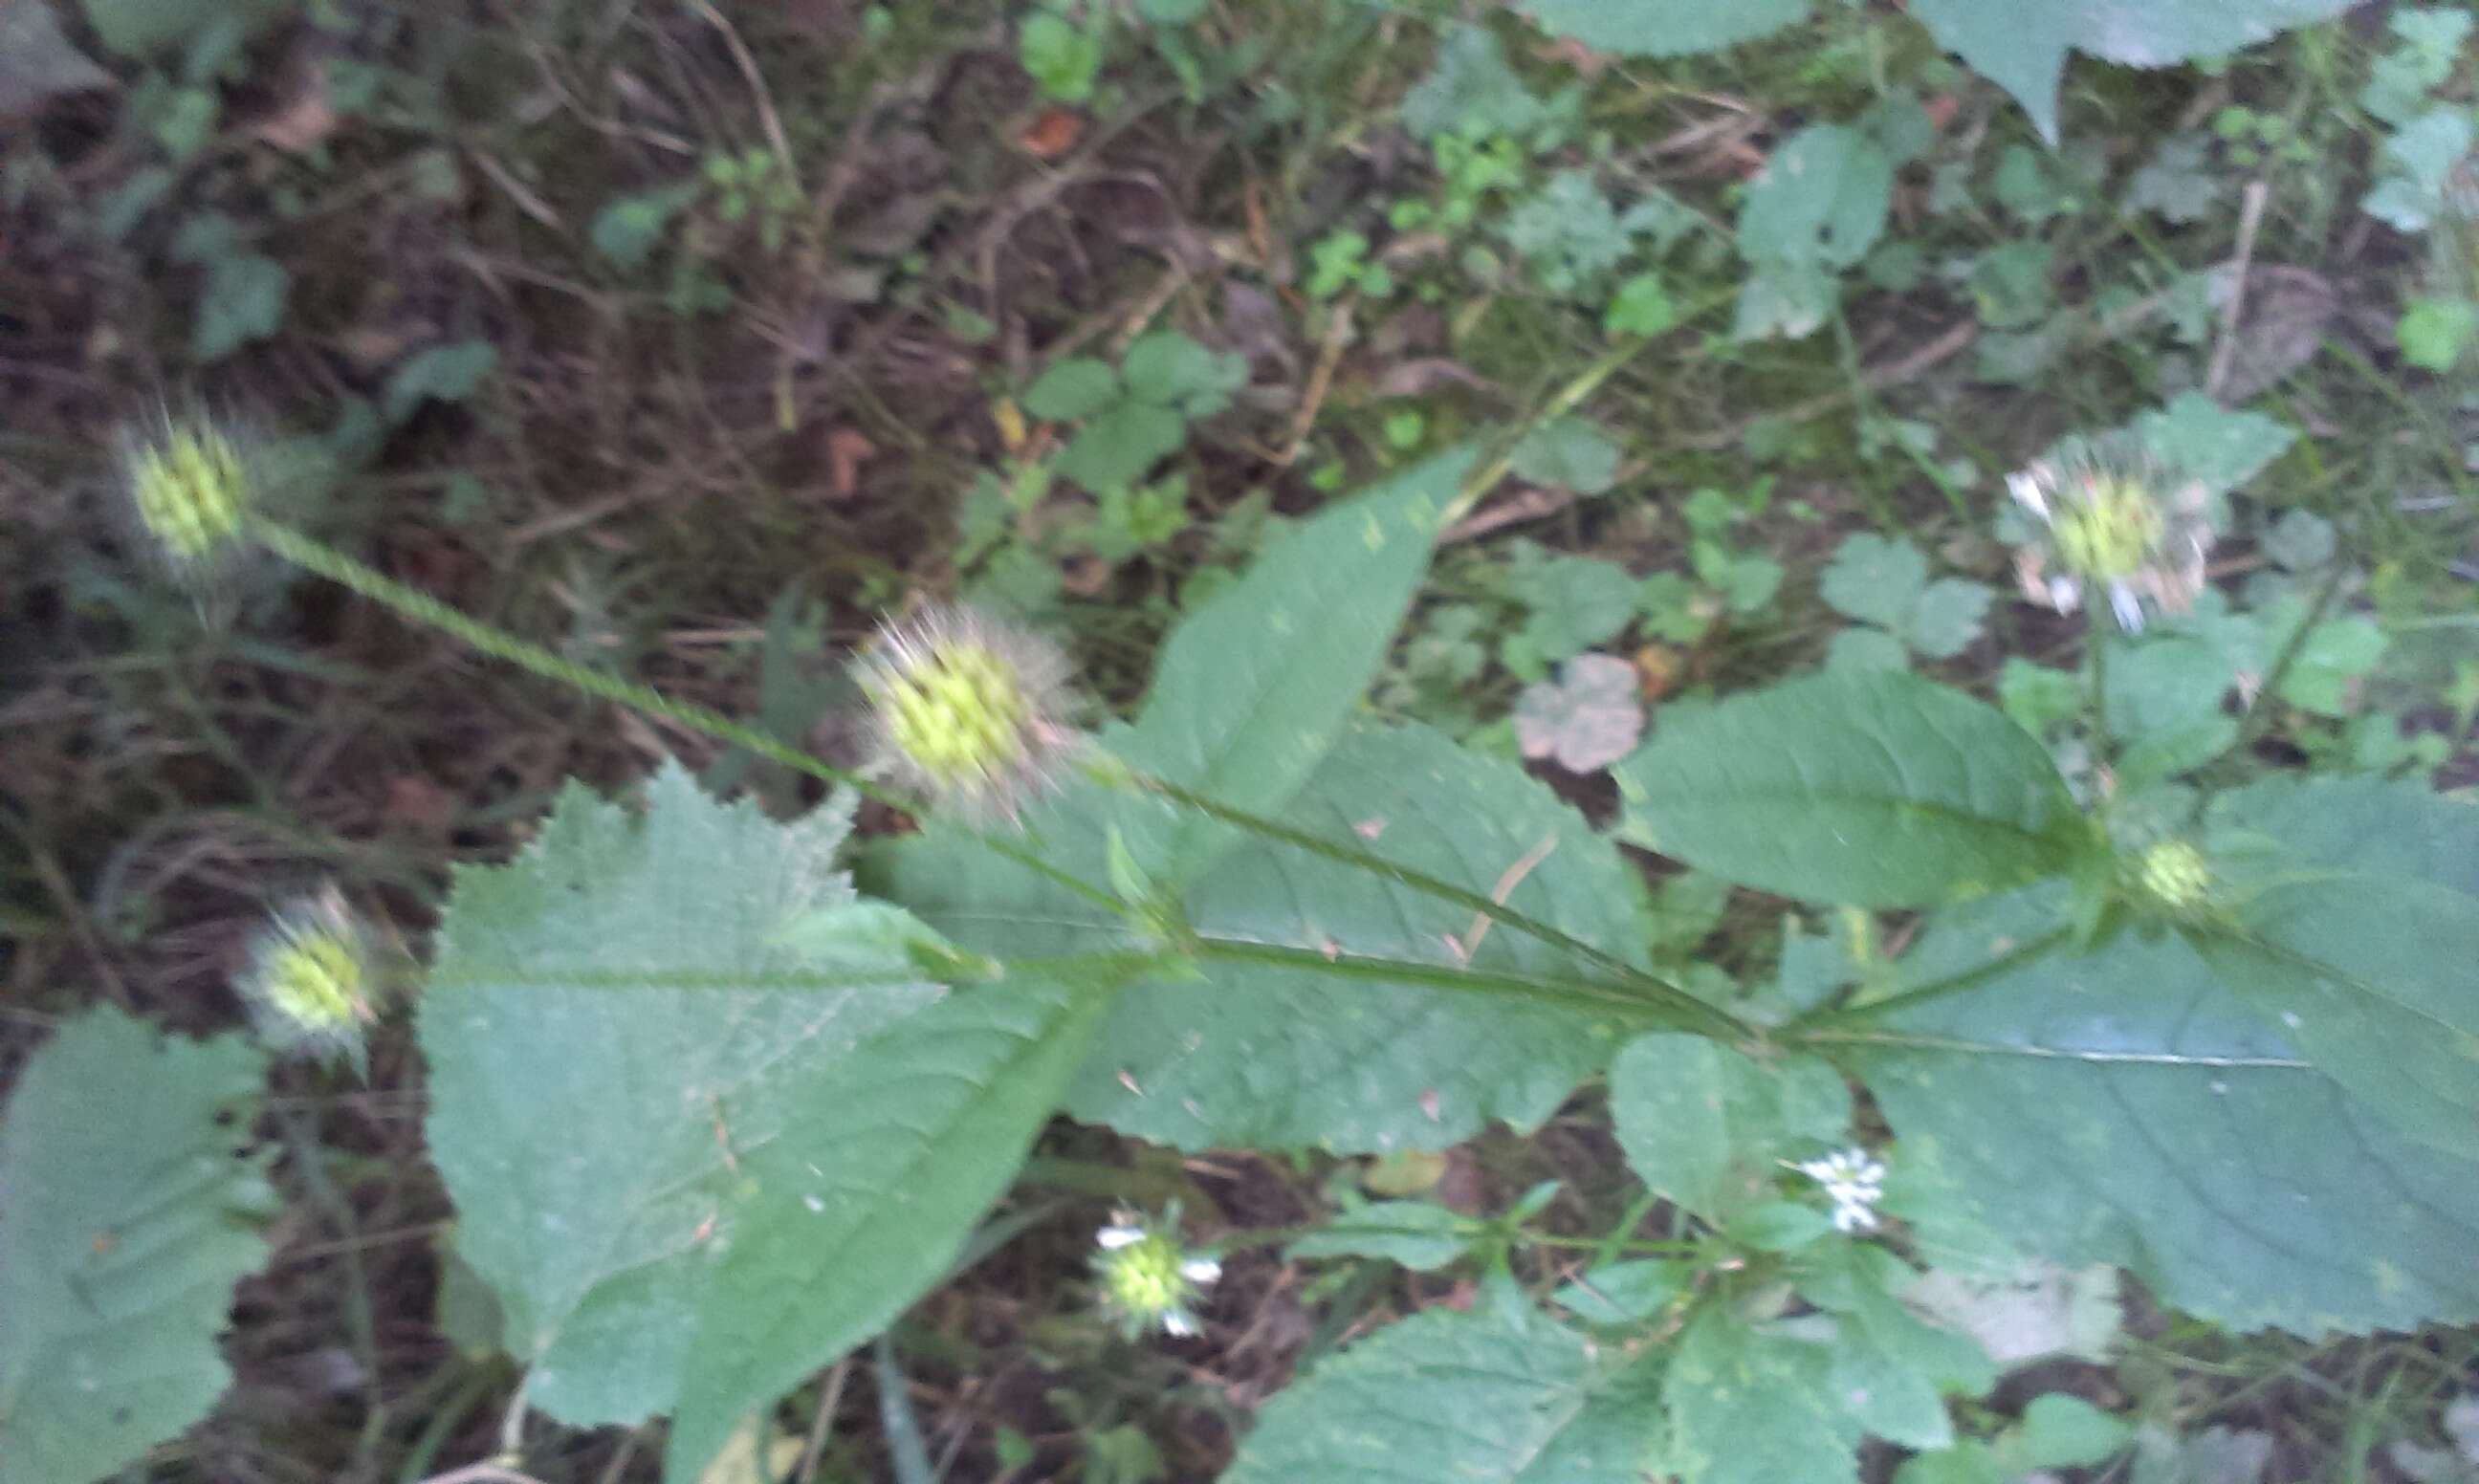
[1161,1310,1198,1337]
[1181,1256,1223,1285]
[2007,471,2051,520]
[1832,1202,1879,1233]
[1095,1226,1144,1251]
[2047,574,2082,611]
[2109,582,2145,632]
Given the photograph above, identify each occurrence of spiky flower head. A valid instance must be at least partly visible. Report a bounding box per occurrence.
[2124,837,2215,918]
[1092,1210,1221,1339]
[2004,436,2213,633]
[235,887,384,1069]
[125,414,251,573]
[854,604,1074,820]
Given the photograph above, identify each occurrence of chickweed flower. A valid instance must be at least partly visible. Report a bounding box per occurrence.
[1092,1211,1221,1339]
[1796,1147,1886,1234]
[236,887,384,1069]
[854,604,1075,821]
[125,414,252,573]
[2004,437,2212,633]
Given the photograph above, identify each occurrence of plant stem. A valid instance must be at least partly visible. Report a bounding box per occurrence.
[1441,292,1733,528]
[252,516,1760,1042]
[1131,772,1757,1042]
[244,516,1125,917]
[1190,935,1749,1041]
[2085,600,2115,784]
[1780,925,2074,1037]
[2227,560,2350,758]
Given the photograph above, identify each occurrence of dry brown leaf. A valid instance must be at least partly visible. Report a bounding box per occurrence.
[1018,105,1084,159]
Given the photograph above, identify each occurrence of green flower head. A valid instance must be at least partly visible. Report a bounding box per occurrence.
[237,887,384,1067]
[1093,1210,1220,1339]
[2128,838,2214,915]
[2006,436,2213,633]
[856,604,1074,819]
[126,416,251,571]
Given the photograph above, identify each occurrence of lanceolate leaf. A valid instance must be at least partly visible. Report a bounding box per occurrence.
[1521,0,1810,57]
[664,972,1123,1481]
[0,1011,271,1484]
[1222,1281,1663,1484]
[1114,447,1468,887]
[422,765,943,1424]
[1520,0,2355,142]
[2194,774,2479,1158]
[2195,881,2479,1158]
[1614,670,2087,907]
[1831,889,2479,1334]
[1903,0,2358,141]
[877,721,1663,1153]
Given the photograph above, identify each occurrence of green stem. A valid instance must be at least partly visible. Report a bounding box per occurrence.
[2227,559,2350,758]
[1131,772,1757,1042]
[1780,925,2074,1037]
[1443,288,1736,528]
[244,516,1125,918]
[1190,935,1746,1040]
[252,518,1762,1043]
[2085,600,2115,783]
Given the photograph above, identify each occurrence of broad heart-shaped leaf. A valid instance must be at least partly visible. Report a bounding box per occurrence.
[875,720,1655,1153]
[0,1011,271,1484]
[422,764,943,1425]
[2191,775,2479,1158]
[1112,447,1468,887]
[1610,1035,1850,1221]
[664,971,1121,1481]
[1613,670,2088,908]
[1737,124,1893,272]
[1662,1307,1861,1484]
[1904,0,2358,141]
[1820,534,1929,631]
[1832,887,2479,1334]
[1522,0,1810,56]
[1221,1280,1663,1484]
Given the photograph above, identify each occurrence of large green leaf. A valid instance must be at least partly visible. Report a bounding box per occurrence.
[664,971,1120,1481]
[1661,1307,1861,1484]
[1521,0,1809,56]
[422,765,943,1424]
[1114,447,1468,886]
[1833,888,2479,1334]
[1222,1281,1662,1484]
[880,721,1659,1152]
[1610,1035,1851,1221]
[2193,775,2479,1158]
[1519,0,2354,141]
[1613,671,2087,907]
[1904,0,2358,140]
[0,1010,271,1484]
[2196,881,2479,1158]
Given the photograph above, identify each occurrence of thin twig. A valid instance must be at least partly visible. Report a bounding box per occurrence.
[795,1359,855,1483]
[1282,293,1358,464]
[2205,179,2269,401]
